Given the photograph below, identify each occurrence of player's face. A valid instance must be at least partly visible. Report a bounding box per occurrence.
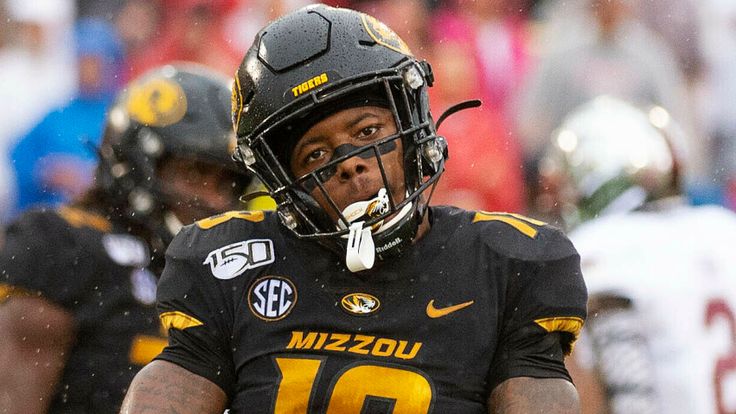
[159,156,242,224]
[290,106,406,223]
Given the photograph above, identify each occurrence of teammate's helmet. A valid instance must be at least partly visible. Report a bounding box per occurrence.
[231,5,443,259]
[96,63,249,241]
[537,96,684,229]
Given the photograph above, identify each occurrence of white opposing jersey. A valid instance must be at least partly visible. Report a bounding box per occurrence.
[571,204,736,414]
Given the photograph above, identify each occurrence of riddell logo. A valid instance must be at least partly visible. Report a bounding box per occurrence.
[375,237,402,253]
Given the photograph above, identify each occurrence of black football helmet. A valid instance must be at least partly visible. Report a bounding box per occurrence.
[95,63,250,243]
[232,5,447,270]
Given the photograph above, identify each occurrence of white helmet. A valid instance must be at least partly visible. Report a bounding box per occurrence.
[537,96,685,229]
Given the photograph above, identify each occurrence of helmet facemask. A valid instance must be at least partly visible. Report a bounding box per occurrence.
[236,61,445,271]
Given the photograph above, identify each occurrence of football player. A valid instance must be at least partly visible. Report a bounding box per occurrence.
[121,5,587,413]
[539,96,736,413]
[0,64,251,413]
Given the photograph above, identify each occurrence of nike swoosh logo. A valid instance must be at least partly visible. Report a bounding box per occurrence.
[426,300,475,318]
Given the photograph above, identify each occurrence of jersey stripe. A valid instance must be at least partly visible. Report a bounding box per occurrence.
[160,311,204,330]
[58,206,112,232]
[196,210,265,229]
[472,212,541,238]
[129,334,168,365]
[534,316,584,336]
[534,316,584,354]
[0,283,37,303]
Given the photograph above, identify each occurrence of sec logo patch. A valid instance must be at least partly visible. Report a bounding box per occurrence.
[248,276,297,321]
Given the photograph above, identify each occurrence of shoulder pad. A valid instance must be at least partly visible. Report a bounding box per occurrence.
[167,210,284,282]
[9,207,91,242]
[471,211,578,262]
[167,210,281,259]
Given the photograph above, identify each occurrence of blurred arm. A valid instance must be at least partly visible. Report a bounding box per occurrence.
[566,350,609,414]
[571,294,659,414]
[120,360,227,414]
[489,376,580,414]
[0,296,76,414]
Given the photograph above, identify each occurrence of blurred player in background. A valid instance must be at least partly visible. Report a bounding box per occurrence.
[9,17,126,216]
[538,96,736,414]
[0,63,251,413]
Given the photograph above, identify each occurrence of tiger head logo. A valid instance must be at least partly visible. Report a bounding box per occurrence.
[341,293,381,316]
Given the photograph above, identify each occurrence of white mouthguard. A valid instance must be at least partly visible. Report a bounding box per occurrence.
[339,188,413,272]
[340,189,389,272]
[338,188,390,230]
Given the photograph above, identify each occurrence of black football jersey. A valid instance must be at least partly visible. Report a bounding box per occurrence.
[0,207,166,413]
[156,206,587,413]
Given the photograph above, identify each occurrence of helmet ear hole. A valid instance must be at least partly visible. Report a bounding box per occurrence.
[243,90,255,107]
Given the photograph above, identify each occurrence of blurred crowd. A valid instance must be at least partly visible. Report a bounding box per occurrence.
[1,0,735,225]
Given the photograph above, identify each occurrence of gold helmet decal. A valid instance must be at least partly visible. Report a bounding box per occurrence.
[360,14,412,56]
[231,71,244,132]
[291,73,329,98]
[340,293,381,316]
[126,77,187,127]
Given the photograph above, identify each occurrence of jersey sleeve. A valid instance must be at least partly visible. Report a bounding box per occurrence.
[154,225,237,397]
[488,227,588,390]
[0,210,90,308]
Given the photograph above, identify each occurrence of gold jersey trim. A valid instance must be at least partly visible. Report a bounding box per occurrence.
[534,316,585,355]
[0,283,37,304]
[196,210,265,229]
[129,334,168,365]
[58,206,112,232]
[472,211,546,239]
[159,311,204,331]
